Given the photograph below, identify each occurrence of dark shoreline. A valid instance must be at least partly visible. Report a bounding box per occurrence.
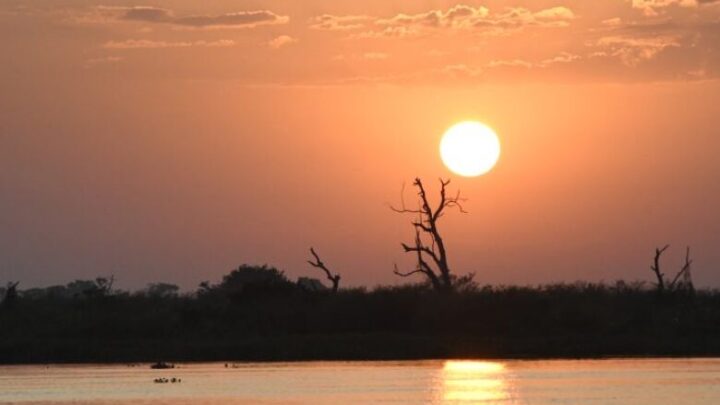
[4,354,720,367]
[3,275,720,366]
[4,333,720,365]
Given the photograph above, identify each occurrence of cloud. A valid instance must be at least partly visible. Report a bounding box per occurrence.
[602,17,624,27]
[593,35,681,66]
[441,64,484,78]
[85,6,288,29]
[430,52,581,82]
[486,59,533,68]
[103,39,235,49]
[331,52,390,61]
[376,5,490,29]
[530,7,577,26]
[485,52,581,69]
[538,52,582,66]
[119,6,171,22]
[83,55,123,68]
[351,26,422,39]
[171,11,288,29]
[630,0,699,16]
[310,15,369,30]
[268,35,298,49]
[350,4,575,38]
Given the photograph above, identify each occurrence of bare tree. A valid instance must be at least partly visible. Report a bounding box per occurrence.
[307,247,341,293]
[650,245,694,292]
[391,178,467,294]
[669,246,694,291]
[651,245,670,292]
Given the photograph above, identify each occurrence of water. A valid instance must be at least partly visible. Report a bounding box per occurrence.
[1,359,719,404]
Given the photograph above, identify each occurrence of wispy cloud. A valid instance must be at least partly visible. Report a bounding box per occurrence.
[79,6,288,29]
[486,52,581,69]
[310,14,370,30]
[268,35,298,49]
[630,0,698,16]
[593,35,681,66]
[103,39,236,49]
[339,4,576,39]
[83,55,123,68]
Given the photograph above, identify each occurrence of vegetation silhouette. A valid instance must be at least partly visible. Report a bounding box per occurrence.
[1,264,718,364]
[391,178,473,294]
[307,247,341,293]
[0,178,713,364]
[651,245,694,293]
[1,282,19,309]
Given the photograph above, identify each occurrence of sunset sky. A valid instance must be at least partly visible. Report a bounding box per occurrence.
[2,0,720,289]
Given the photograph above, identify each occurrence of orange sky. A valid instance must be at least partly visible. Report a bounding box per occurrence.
[1,0,720,289]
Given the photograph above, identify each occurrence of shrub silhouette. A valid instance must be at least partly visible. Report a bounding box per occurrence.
[1,269,720,363]
[214,264,296,302]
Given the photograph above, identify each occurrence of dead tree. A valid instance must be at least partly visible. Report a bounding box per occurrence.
[650,245,695,292]
[307,247,341,293]
[669,246,694,291]
[651,245,670,292]
[391,178,467,294]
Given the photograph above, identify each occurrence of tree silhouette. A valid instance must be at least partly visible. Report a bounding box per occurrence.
[1,281,19,309]
[391,178,468,294]
[145,282,180,298]
[651,245,670,291]
[307,247,341,293]
[216,264,295,300]
[650,245,694,292]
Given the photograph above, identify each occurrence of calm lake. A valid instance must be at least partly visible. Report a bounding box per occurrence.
[1,358,719,404]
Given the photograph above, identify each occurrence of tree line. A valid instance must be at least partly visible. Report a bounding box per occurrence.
[0,178,712,363]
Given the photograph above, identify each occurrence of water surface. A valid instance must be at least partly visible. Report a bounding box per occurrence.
[1,358,719,404]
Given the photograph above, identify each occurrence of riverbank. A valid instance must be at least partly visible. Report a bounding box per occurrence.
[3,276,719,364]
[3,333,720,364]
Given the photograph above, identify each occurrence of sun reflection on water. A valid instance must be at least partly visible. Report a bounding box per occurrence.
[441,361,510,403]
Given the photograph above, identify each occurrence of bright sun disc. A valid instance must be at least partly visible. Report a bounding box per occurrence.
[440,121,501,177]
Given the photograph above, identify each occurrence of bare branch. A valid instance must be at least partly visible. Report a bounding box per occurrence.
[651,244,670,291]
[389,206,423,214]
[393,263,427,278]
[412,221,432,233]
[391,177,467,293]
[446,189,468,214]
[307,247,341,293]
[389,182,424,215]
[669,246,693,290]
[401,238,440,265]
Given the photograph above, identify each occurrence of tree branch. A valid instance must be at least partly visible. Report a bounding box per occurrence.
[651,244,669,291]
[391,177,467,294]
[669,246,693,290]
[307,247,341,293]
[393,264,428,278]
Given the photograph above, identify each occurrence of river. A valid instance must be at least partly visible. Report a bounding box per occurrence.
[1,358,719,404]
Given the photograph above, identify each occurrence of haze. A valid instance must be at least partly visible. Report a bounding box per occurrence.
[1,0,719,290]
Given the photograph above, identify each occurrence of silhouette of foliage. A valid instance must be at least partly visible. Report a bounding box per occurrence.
[1,282,19,309]
[144,283,180,298]
[202,264,296,302]
[1,268,719,363]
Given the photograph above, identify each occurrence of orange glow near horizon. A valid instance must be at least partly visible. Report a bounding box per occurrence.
[2,1,720,289]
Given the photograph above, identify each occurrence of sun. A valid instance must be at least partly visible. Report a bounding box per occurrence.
[440,121,501,177]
